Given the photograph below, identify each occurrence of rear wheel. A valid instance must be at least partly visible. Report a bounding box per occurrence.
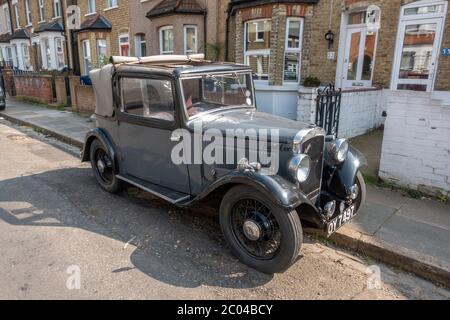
[220,186,302,274]
[89,139,121,193]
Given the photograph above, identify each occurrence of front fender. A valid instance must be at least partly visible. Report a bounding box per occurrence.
[194,170,314,209]
[329,146,367,198]
[81,128,119,174]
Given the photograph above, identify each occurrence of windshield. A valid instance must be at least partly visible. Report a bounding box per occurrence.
[181,72,254,118]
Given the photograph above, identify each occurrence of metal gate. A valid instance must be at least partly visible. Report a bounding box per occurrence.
[315,84,342,137]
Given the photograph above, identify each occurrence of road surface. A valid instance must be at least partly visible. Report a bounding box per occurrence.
[0,119,448,300]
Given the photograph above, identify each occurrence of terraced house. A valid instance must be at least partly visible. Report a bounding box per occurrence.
[73,0,130,75]
[3,0,68,71]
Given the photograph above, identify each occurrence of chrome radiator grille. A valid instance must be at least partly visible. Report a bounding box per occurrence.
[299,135,325,202]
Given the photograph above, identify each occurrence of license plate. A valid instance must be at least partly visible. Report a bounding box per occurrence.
[326,205,356,236]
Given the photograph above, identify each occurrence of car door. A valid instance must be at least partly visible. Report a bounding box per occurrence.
[117,75,191,194]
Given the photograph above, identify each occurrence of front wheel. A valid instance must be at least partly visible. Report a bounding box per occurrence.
[353,171,367,212]
[220,186,302,274]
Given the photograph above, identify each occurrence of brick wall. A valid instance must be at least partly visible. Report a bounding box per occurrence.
[69,75,95,113]
[380,91,450,196]
[14,74,54,104]
[2,68,16,97]
[55,76,68,106]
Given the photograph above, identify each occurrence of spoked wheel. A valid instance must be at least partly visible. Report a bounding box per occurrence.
[220,186,302,274]
[89,139,121,193]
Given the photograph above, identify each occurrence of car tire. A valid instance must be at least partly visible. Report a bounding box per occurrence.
[220,185,302,274]
[90,139,121,193]
[354,171,367,212]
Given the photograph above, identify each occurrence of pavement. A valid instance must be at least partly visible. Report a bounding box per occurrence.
[1,98,449,290]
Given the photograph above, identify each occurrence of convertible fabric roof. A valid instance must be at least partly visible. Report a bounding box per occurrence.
[90,64,114,117]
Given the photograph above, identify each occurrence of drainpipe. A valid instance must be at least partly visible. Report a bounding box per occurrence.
[203,0,207,59]
[61,1,71,71]
[224,2,232,62]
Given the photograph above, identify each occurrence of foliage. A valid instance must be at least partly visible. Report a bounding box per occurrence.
[303,76,321,87]
[204,42,225,61]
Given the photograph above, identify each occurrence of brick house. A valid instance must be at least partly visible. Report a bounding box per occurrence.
[129,0,229,59]
[72,0,130,75]
[226,0,450,118]
[5,0,69,71]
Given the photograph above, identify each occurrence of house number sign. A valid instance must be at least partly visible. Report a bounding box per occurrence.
[443,48,450,57]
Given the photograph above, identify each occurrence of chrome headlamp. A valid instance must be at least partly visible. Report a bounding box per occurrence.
[288,154,311,183]
[327,139,349,163]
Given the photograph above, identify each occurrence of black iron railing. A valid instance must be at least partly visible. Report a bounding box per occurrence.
[316,84,342,137]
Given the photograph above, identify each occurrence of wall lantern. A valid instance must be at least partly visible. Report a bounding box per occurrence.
[325,30,335,49]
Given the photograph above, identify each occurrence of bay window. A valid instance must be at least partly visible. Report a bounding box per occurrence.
[82,39,92,75]
[160,26,174,55]
[244,19,271,81]
[96,39,107,64]
[55,38,65,69]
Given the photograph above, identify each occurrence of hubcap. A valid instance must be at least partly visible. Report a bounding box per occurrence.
[97,159,106,174]
[231,199,281,260]
[351,184,360,200]
[243,220,262,241]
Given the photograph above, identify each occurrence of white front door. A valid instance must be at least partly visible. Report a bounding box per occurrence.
[392,18,443,91]
[342,26,378,88]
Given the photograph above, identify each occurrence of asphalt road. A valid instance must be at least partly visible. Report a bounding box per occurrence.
[0,119,448,300]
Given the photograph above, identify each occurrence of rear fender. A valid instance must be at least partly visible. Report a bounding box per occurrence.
[81,128,119,174]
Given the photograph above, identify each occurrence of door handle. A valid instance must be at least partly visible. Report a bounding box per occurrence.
[170,135,182,142]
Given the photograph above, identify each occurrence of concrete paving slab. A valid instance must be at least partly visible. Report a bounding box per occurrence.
[366,185,408,209]
[398,197,450,231]
[374,214,450,264]
[347,203,397,235]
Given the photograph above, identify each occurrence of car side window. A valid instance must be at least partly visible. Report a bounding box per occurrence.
[121,77,175,122]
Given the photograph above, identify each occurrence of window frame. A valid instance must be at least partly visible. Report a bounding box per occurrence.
[244,18,271,82]
[119,33,130,56]
[283,17,304,83]
[53,0,61,18]
[106,0,118,10]
[38,0,45,22]
[55,37,65,69]
[183,25,197,54]
[82,39,92,75]
[117,74,178,130]
[160,26,174,55]
[24,0,32,26]
[4,6,11,33]
[96,38,107,63]
[134,34,146,57]
[13,2,20,29]
[87,0,96,15]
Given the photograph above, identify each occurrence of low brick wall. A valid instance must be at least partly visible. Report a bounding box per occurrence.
[55,76,68,106]
[69,76,95,113]
[14,74,54,104]
[380,90,450,196]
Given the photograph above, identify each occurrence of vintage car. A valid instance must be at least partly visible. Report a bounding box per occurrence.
[81,55,367,274]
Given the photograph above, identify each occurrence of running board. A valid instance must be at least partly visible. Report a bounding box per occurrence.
[117,175,192,204]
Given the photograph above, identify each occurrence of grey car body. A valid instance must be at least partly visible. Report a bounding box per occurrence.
[81,56,367,273]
